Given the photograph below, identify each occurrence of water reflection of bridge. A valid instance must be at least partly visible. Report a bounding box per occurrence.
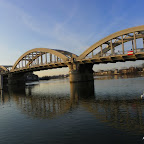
[1,82,144,134]
[82,99,144,134]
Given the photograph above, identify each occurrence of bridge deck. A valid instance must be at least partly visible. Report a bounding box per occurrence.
[1,52,144,75]
[77,52,144,64]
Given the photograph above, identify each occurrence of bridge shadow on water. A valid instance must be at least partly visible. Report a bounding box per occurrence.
[1,80,144,137]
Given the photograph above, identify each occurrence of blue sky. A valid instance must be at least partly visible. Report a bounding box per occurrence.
[0,0,144,76]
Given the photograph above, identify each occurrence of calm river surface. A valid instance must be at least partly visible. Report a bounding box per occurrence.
[1,76,144,144]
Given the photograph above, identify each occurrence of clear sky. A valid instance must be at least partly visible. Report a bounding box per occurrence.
[0,0,144,76]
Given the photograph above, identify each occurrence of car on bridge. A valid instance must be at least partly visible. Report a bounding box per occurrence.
[127,50,133,55]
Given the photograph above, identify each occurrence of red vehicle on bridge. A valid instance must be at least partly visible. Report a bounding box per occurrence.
[127,50,133,55]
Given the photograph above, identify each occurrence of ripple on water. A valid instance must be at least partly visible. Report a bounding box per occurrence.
[0,77,144,144]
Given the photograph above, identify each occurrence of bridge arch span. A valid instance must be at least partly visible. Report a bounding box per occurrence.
[0,66,8,72]
[77,25,144,60]
[11,48,78,72]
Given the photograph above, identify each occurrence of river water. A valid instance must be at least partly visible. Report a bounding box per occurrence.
[1,76,144,144]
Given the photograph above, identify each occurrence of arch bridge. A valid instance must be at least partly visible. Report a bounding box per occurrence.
[77,25,144,62]
[1,25,144,86]
[11,48,78,73]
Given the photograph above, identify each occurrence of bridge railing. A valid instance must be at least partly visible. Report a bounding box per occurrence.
[85,48,144,59]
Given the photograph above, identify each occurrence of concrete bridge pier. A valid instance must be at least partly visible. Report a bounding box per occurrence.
[8,73,26,86]
[0,75,3,90]
[68,63,94,83]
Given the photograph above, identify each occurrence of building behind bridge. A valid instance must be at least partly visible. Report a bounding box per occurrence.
[94,67,144,76]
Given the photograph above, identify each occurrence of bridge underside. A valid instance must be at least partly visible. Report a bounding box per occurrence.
[10,63,68,74]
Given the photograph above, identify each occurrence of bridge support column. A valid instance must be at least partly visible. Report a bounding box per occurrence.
[68,63,94,83]
[0,75,3,90]
[8,73,26,86]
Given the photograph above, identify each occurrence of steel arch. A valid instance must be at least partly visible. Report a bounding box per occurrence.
[77,25,144,60]
[0,66,8,71]
[11,48,77,71]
